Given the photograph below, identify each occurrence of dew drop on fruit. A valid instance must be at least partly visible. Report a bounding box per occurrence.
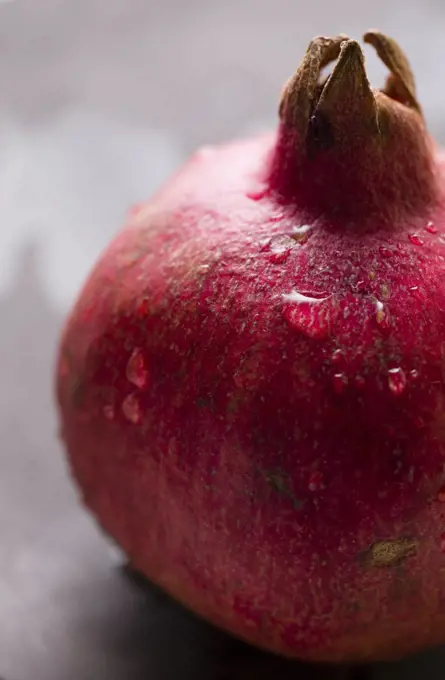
[103,404,115,421]
[308,471,325,492]
[408,234,424,246]
[247,188,268,201]
[331,349,344,365]
[259,237,271,250]
[291,224,311,242]
[333,373,348,394]
[374,299,388,330]
[425,221,438,234]
[122,393,142,424]
[414,416,425,429]
[126,348,148,389]
[269,250,290,264]
[137,299,150,318]
[410,368,419,380]
[408,285,425,303]
[388,368,407,396]
[268,237,292,264]
[355,375,366,389]
[282,290,332,339]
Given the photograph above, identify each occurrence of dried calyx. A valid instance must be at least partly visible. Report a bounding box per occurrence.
[269,31,439,224]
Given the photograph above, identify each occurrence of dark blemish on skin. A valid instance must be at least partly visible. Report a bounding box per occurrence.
[347,600,362,614]
[360,538,418,567]
[203,482,220,494]
[196,394,217,411]
[240,487,256,500]
[261,468,305,510]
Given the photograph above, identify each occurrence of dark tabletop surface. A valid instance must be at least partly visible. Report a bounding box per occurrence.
[2,1,445,678]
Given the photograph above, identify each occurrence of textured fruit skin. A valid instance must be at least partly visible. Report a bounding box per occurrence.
[57,133,445,663]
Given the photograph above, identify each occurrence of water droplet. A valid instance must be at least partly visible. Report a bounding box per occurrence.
[425,221,438,234]
[409,234,424,246]
[137,299,150,318]
[103,404,115,421]
[122,393,142,424]
[291,224,312,242]
[374,299,389,330]
[308,471,325,492]
[282,291,332,339]
[247,188,268,201]
[410,368,419,380]
[355,375,366,389]
[126,348,148,389]
[331,349,344,365]
[333,373,348,394]
[409,285,419,292]
[437,487,445,503]
[388,368,407,396]
[283,291,330,304]
[379,246,391,258]
[269,250,290,264]
[268,237,292,264]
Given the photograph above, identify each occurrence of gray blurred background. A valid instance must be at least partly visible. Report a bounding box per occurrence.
[1,1,445,679]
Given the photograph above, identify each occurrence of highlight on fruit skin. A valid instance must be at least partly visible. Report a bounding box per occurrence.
[56,30,445,663]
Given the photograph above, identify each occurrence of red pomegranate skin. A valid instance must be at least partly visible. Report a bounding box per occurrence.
[57,34,445,662]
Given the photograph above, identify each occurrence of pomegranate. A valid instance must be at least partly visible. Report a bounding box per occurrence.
[56,32,445,662]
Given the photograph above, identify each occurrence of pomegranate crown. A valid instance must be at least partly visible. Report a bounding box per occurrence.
[270,31,438,223]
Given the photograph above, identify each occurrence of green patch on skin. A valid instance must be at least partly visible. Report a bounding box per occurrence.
[227,390,248,414]
[361,538,418,567]
[196,394,217,411]
[261,468,304,510]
